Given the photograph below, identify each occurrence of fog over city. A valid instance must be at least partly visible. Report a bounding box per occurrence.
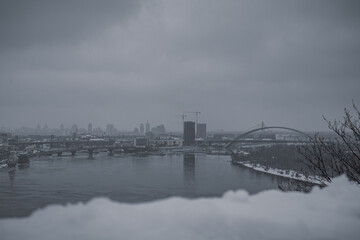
[1,0,359,131]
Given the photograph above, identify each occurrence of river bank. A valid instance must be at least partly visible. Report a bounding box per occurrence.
[232,160,326,185]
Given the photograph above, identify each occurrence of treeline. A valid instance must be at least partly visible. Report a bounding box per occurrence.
[241,145,310,173]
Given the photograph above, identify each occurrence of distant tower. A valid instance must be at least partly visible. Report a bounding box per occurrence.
[60,123,64,136]
[140,123,144,135]
[145,121,150,133]
[88,123,92,134]
[183,121,195,146]
[110,124,114,135]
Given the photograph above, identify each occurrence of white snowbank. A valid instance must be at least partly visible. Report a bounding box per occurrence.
[1,176,360,240]
[235,161,326,184]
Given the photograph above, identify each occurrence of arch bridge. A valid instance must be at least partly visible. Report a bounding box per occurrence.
[224,126,310,153]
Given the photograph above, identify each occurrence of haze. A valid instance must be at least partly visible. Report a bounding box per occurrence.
[1,0,359,131]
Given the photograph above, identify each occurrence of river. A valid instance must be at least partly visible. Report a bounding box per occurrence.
[0,152,288,218]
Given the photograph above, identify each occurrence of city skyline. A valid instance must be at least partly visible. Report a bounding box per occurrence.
[1,1,359,131]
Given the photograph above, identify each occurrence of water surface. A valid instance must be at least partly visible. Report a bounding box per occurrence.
[0,153,286,218]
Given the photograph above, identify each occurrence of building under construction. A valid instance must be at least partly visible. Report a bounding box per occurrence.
[196,123,206,138]
[183,121,195,146]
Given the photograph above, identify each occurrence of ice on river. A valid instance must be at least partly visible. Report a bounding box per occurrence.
[1,175,359,240]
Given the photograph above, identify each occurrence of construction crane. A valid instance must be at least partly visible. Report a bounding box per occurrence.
[185,111,201,126]
[175,114,187,123]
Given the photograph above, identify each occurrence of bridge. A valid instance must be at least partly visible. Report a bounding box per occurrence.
[49,145,128,157]
[223,126,310,154]
[7,139,130,157]
[13,139,113,147]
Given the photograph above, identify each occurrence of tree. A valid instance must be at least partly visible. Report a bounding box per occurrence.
[299,101,360,185]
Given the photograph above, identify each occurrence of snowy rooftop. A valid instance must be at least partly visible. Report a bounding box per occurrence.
[1,175,359,240]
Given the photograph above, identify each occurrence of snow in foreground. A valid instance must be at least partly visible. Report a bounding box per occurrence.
[1,176,360,240]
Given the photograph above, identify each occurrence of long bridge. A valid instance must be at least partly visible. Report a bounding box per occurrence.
[223,126,310,154]
[5,139,129,157]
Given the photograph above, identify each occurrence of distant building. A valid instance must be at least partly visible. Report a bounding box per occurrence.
[151,124,166,135]
[60,124,65,136]
[105,123,117,136]
[183,121,195,146]
[145,131,155,140]
[140,123,144,135]
[106,124,110,135]
[134,127,139,134]
[71,124,78,133]
[93,127,104,136]
[134,137,148,148]
[36,124,41,133]
[88,123,93,134]
[146,121,150,133]
[0,132,11,145]
[155,137,182,147]
[196,123,206,138]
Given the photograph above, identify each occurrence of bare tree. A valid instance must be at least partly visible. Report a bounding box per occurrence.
[299,101,360,185]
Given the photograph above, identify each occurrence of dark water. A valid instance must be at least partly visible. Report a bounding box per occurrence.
[0,153,287,218]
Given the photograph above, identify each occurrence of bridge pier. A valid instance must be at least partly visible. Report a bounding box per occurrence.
[71,151,76,156]
[57,152,62,156]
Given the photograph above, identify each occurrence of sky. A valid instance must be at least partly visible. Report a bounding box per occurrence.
[0,0,359,132]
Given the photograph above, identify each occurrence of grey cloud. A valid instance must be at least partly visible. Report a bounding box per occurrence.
[0,0,142,51]
[0,0,359,131]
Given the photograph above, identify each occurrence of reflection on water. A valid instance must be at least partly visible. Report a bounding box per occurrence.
[18,162,30,170]
[8,169,16,183]
[6,162,30,187]
[183,154,195,187]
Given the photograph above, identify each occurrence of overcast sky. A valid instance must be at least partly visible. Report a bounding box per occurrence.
[0,0,359,132]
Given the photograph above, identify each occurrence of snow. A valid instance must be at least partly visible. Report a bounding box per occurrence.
[1,176,360,240]
[233,160,327,184]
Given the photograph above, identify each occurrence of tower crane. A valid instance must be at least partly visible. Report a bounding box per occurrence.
[175,114,187,123]
[175,114,187,133]
[185,111,201,126]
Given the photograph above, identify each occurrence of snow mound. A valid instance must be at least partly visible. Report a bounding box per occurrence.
[1,176,360,240]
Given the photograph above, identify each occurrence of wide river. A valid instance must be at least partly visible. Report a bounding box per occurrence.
[0,152,288,218]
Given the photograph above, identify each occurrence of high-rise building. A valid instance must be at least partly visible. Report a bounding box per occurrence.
[71,124,78,133]
[151,124,166,135]
[196,123,206,138]
[183,121,195,146]
[110,124,114,135]
[36,124,41,132]
[140,123,144,135]
[106,124,110,135]
[145,121,150,133]
[88,123,92,134]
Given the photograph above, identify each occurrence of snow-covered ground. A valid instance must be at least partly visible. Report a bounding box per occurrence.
[233,160,327,185]
[1,176,359,240]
